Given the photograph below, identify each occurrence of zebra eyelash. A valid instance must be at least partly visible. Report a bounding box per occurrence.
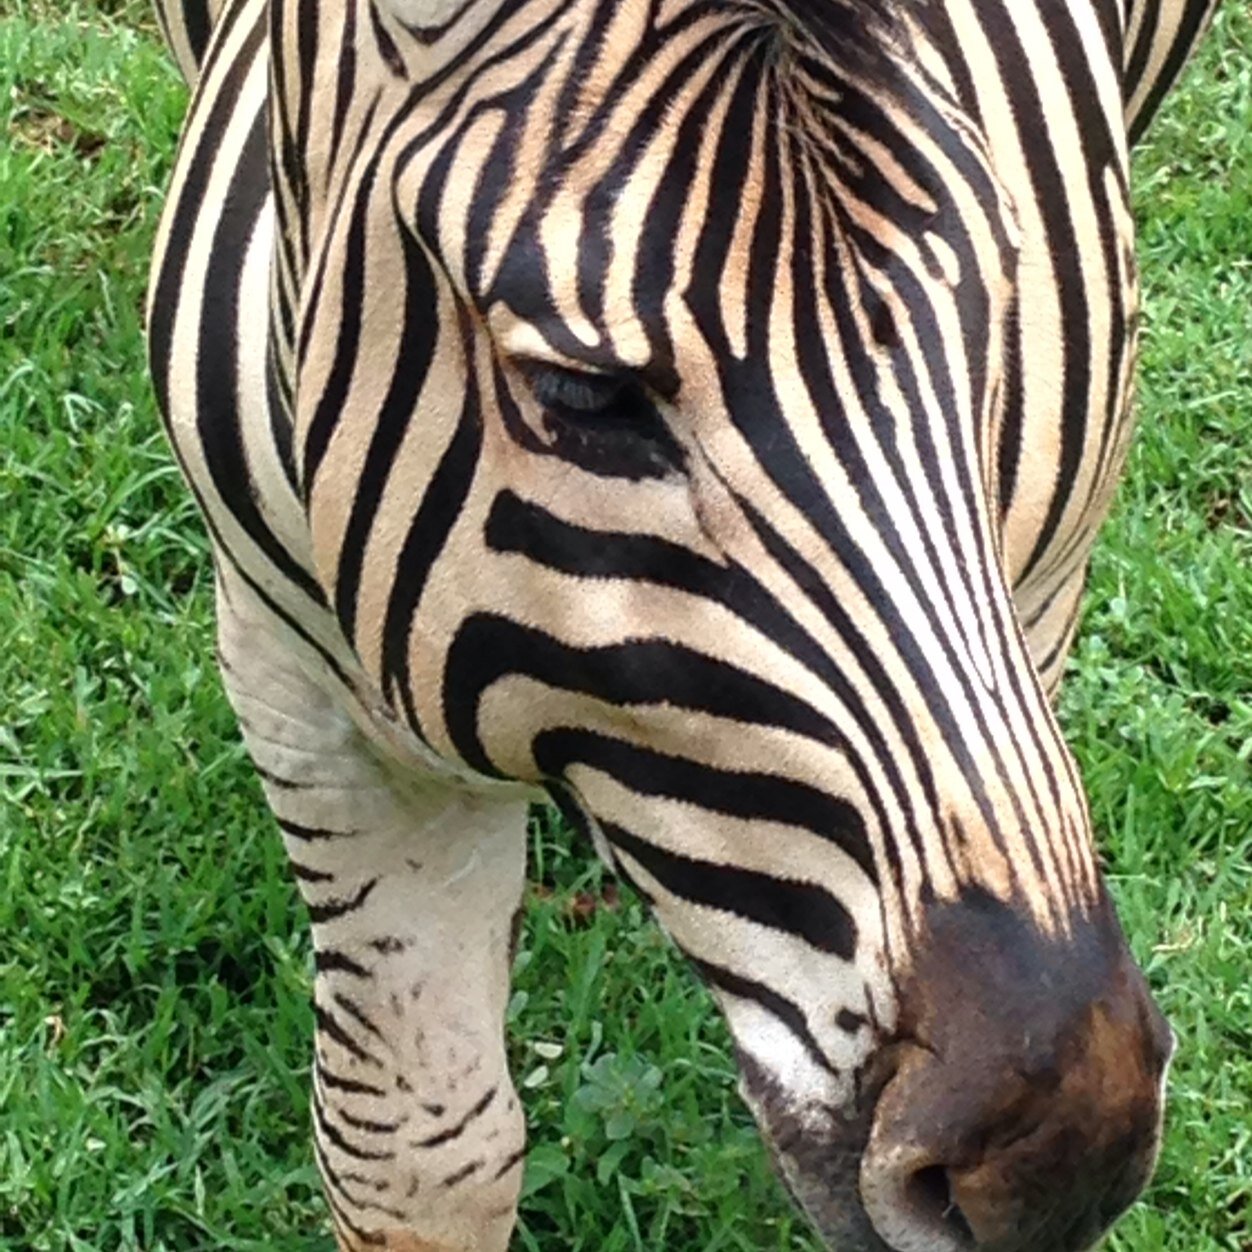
[522,363,633,416]
[516,362,687,480]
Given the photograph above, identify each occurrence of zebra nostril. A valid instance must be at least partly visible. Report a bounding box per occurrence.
[860,1145,977,1252]
[904,1165,976,1246]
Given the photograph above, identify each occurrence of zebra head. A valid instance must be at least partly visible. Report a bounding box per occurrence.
[286,0,1174,1245]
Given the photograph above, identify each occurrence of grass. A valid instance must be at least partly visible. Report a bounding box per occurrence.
[0,2,1248,1248]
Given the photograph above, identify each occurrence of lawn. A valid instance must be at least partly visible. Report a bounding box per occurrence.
[0,2,1249,1249]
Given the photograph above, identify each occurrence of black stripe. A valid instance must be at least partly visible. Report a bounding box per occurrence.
[368,1,406,77]
[322,1179,387,1245]
[196,107,328,605]
[605,821,857,960]
[326,0,359,184]
[265,338,299,493]
[442,1158,484,1187]
[491,1146,528,1181]
[316,1062,387,1099]
[277,816,360,841]
[315,1003,385,1068]
[337,1106,404,1135]
[533,728,876,885]
[184,0,212,70]
[297,95,394,493]
[998,299,1025,521]
[692,958,836,1075]
[294,0,317,230]
[413,1085,497,1149]
[315,1091,395,1161]
[1128,0,1215,144]
[980,0,1093,582]
[332,991,388,1042]
[300,159,372,498]
[1125,0,1165,106]
[149,12,265,423]
[443,614,840,778]
[180,0,244,95]
[291,859,335,883]
[254,764,318,791]
[333,213,439,645]
[315,1137,407,1219]
[380,364,483,731]
[308,879,379,925]
[315,949,375,980]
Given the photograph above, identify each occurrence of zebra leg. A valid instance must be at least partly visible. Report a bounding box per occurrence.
[214,567,529,1252]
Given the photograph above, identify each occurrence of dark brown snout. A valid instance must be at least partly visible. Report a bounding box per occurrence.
[860,889,1173,1252]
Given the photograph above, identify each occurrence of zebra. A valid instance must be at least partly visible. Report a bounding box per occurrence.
[145,0,1220,1247]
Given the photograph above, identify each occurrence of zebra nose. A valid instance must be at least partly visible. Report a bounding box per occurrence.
[857,971,1172,1252]
[854,890,1173,1252]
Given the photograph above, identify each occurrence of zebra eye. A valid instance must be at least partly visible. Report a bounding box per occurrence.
[523,364,633,418]
[519,363,685,480]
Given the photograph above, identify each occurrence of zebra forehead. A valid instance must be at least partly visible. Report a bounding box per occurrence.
[758,0,900,47]
[705,0,910,74]
[377,0,905,68]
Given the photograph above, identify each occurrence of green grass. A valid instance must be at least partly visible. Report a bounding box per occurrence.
[1,2,1249,1248]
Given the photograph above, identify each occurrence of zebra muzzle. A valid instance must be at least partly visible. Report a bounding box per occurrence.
[855,890,1173,1252]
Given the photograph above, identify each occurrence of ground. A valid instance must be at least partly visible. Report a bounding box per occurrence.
[0,1,1249,1248]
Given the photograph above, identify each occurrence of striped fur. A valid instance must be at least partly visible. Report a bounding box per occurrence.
[146,0,1218,1247]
